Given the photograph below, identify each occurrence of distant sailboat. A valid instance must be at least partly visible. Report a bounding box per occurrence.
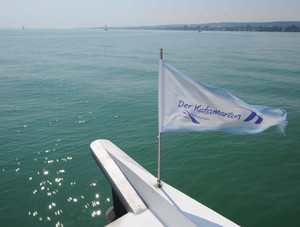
[104,25,108,31]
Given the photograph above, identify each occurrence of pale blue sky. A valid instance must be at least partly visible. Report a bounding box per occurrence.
[1,0,300,28]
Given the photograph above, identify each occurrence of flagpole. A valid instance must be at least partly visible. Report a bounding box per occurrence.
[156,48,163,188]
[156,131,161,188]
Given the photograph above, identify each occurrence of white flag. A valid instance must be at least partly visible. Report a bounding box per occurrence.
[158,60,287,134]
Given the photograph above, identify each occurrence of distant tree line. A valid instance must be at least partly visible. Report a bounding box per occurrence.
[192,25,300,32]
[157,24,300,32]
[99,22,300,32]
[120,22,300,32]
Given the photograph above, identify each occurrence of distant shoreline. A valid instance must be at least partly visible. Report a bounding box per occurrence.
[92,21,300,32]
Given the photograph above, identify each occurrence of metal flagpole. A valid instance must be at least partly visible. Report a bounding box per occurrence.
[156,131,161,188]
[156,49,163,188]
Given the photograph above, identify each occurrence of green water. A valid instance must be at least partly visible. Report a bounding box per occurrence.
[0,29,300,226]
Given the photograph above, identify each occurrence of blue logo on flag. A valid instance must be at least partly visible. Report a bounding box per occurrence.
[178,100,264,125]
[183,110,200,124]
[243,110,263,124]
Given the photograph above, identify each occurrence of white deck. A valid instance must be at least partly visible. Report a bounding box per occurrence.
[90,139,239,227]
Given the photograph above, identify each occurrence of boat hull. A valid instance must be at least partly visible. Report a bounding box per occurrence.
[90,139,239,227]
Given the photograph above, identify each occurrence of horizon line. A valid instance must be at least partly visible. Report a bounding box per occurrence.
[1,20,300,30]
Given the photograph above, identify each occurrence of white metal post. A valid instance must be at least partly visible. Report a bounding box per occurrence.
[156,48,163,188]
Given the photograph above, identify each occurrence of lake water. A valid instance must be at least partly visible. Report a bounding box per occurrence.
[0,29,300,226]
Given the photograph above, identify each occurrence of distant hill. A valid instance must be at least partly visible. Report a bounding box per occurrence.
[110,21,300,32]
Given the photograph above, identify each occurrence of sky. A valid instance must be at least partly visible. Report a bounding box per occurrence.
[1,0,300,29]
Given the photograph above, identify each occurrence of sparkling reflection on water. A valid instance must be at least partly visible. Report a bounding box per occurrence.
[25,145,108,226]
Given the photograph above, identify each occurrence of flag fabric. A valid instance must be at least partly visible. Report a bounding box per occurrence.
[158,60,287,134]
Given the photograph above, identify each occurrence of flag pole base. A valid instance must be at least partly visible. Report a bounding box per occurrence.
[155,180,162,188]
